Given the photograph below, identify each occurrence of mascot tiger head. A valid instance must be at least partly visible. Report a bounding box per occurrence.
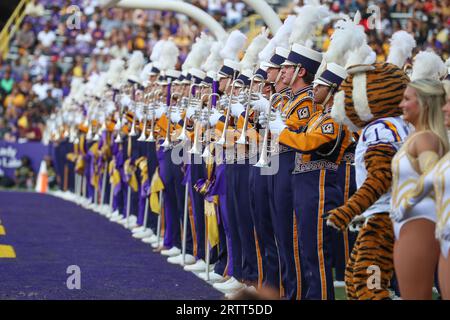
[331,62,410,132]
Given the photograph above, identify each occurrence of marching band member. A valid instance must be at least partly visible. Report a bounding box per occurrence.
[250,16,298,300]
[390,51,448,299]
[256,48,294,298]
[192,40,229,281]
[265,3,330,299]
[276,61,351,300]
[212,32,258,293]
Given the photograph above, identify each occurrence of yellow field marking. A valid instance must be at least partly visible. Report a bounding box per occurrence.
[0,244,16,258]
[0,225,5,235]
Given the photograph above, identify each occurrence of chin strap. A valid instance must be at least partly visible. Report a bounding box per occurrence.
[288,66,300,88]
[224,78,232,95]
[322,84,337,109]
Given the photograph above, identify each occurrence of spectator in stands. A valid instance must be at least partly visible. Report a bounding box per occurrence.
[11,58,26,81]
[32,76,50,101]
[14,22,36,53]
[0,70,14,95]
[45,156,58,189]
[14,156,35,189]
[0,118,7,140]
[225,1,245,27]
[4,86,26,120]
[37,23,57,54]
[24,0,45,17]
[91,22,105,42]
[42,89,58,115]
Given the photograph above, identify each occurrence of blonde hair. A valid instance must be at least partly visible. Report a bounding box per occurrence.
[409,79,449,153]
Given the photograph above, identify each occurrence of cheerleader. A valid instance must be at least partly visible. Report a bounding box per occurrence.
[390,52,449,299]
[438,81,450,299]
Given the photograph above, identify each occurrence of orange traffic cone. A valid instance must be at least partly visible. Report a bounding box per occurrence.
[35,160,48,193]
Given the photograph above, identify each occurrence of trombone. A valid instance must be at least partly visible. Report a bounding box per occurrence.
[215,78,244,146]
[254,92,284,168]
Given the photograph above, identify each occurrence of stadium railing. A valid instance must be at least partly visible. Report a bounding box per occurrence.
[0,0,30,59]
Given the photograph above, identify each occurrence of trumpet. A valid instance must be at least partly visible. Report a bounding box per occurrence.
[161,91,181,150]
[177,83,202,141]
[201,92,221,158]
[215,79,244,145]
[137,101,148,141]
[236,74,265,145]
[146,89,162,142]
[128,83,141,137]
[254,92,284,168]
[188,92,210,155]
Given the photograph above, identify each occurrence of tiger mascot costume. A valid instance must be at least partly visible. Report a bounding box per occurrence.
[325,61,410,300]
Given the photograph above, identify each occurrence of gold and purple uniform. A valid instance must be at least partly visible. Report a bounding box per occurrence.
[279,108,353,300]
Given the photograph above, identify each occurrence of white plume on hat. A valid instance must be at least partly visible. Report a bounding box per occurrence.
[105,58,125,88]
[345,43,376,70]
[94,72,108,97]
[68,77,83,101]
[125,51,145,82]
[85,73,100,96]
[150,40,166,62]
[387,31,417,69]
[411,50,447,81]
[220,30,247,61]
[324,13,367,67]
[182,33,213,71]
[154,40,179,71]
[258,15,296,63]
[139,62,153,83]
[289,2,330,46]
[203,40,224,73]
[240,28,270,71]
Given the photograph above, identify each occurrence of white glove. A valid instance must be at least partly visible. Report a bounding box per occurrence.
[209,108,222,126]
[135,104,144,121]
[230,102,245,118]
[186,106,196,120]
[268,111,286,134]
[237,92,248,104]
[250,94,270,113]
[154,105,167,119]
[170,109,182,123]
[200,109,210,127]
[219,96,230,107]
[258,111,268,127]
[120,94,131,107]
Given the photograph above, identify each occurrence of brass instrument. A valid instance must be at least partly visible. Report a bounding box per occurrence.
[201,92,221,158]
[236,74,265,145]
[215,79,244,146]
[128,83,140,137]
[146,89,162,142]
[254,92,283,168]
[114,82,133,143]
[161,91,181,150]
[188,92,210,155]
[177,83,202,142]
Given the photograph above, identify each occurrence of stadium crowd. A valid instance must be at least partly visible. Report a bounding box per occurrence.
[0,0,448,168]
